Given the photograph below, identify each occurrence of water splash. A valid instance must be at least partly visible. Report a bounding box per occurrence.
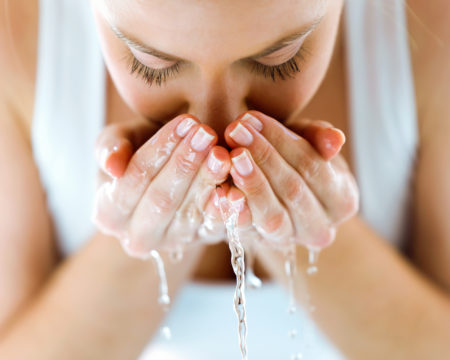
[216,186,248,360]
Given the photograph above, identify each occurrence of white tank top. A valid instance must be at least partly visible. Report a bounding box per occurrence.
[30,0,419,359]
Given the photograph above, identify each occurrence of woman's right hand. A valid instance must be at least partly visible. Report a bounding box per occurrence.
[91,114,231,259]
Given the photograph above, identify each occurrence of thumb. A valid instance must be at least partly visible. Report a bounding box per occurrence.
[94,119,158,178]
[287,118,346,161]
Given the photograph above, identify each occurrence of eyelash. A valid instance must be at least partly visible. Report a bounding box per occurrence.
[125,47,308,87]
[248,47,308,82]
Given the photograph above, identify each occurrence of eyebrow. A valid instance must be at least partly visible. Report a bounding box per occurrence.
[110,16,323,63]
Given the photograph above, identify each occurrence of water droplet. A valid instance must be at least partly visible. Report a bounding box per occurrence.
[169,247,184,263]
[158,294,170,306]
[161,326,172,340]
[288,328,298,339]
[246,271,262,289]
[306,265,318,275]
[290,353,303,360]
[308,247,320,265]
[307,247,320,276]
[150,250,171,311]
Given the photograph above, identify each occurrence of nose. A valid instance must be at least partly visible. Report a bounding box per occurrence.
[187,76,250,148]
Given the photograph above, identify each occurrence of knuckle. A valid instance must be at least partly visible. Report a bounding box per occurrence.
[333,179,360,224]
[174,152,198,175]
[128,155,150,178]
[151,188,175,214]
[343,185,360,219]
[284,176,306,206]
[260,211,291,238]
[296,151,322,180]
[312,226,336,248]
[244,177,267,198]
[253,142,272,167]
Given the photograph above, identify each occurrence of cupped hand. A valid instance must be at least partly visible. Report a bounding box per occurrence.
[91,114,232,259]
[223,111,360,250]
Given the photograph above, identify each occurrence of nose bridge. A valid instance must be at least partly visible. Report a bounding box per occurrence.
[189,73,249,144]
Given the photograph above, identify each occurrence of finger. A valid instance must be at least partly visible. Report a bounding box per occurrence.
[129,124,217,252]
[197,182,232,244]
[227,111,345,161]
[287,118,346,161]
[227,124,333,248]
[92,115,199,231]
[228,148,295,246]
[224,185,262,246]
[226,113,357,223]
[164,146,231,248]
[94,119,158,178]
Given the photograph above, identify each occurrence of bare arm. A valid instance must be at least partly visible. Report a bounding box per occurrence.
[259,2,450,358]
[259,217,450,359]
[0,94,204,359]
[0,230,203,360]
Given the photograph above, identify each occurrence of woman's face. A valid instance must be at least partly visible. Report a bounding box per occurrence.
[91,0,343,138]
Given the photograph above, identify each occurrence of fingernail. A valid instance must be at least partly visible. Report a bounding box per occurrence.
[99,144,120,177]
[176,117,197,137]
[229,122,253,146]
[332,128,346,144]
[207,151,223,173]
[242,113,263,131]
[232,151,253,176]
[191,127,215,152]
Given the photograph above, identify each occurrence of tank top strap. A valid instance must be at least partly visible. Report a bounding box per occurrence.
[344,0,419,248]
[31,0,106,255]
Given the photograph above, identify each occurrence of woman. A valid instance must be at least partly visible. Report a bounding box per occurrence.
[0,0,448,359]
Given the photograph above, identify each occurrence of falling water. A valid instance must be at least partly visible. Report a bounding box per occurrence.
[149,250,172,340]
[284,245,303,360]
[150,250,171,308]
[216,186,248,360]
[306,247,320,276]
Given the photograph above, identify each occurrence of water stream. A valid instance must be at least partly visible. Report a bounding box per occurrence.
[149,250,172,340]
[216,186,249,360]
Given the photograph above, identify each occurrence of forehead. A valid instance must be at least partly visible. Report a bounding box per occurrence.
[96,0,328,63]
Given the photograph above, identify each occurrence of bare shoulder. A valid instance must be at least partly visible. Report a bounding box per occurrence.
[407,0,450,134]
[0,0,39,138]
[406,0,450,289]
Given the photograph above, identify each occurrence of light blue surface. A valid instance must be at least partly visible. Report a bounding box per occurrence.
[139,281,345,360]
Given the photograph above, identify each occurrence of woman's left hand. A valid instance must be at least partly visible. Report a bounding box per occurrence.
[222,111,360,250]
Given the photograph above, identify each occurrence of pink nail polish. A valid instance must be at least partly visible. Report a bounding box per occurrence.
[232,151,253,176]
[229,122,253,146]
[241,113,263,131]
[191,127,215,152]
[176,117,197,137]
[207,152,223,173]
